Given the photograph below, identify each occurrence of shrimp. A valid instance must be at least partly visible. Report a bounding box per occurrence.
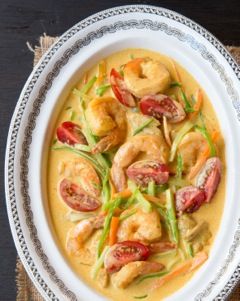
[86,96,127,153]
[58,157,101,197]
[117,209,162,243]
[66,215,104,256]
[124,58,171,98]
[111,134,169,191]
[178,132,208,176]
[112,261,165,289]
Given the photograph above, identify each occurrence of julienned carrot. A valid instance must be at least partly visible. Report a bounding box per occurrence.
[113,189,132,199]
[188,130,220,180]
[151,252,208,290]
[113,189,165,206]
[109,216,120,246]
[96,60,106,86]
[189,89,203,120]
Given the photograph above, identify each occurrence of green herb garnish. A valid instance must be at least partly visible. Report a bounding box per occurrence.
[180,90,195,113]
[166,188,179,244]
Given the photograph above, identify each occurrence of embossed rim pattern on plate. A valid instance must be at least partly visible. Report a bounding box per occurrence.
[5,4,240,301]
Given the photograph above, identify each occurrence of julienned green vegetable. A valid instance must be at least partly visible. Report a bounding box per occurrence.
[147,181,156,196]
[180,90,195,113]
[97,197,122,257]
[70,110,76,121]
[101,169,111,210]
[170,121,194,162]
[170,81,182,88]
[81,75,97,94]
[176,154,183,179]
[135,189,152,213]
[96,84,111,96]
[91,246,110,279]
[119,209,137,221]
[133,118,154,136]
[52,145,105,178]
[136,271,168,284]
[74,144,91,152]
[166,188,179,244]
[133,295,148,299]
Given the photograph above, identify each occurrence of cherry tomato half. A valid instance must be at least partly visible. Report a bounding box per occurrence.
[59,179,101,212]
[56,121,87,145]
[126,160,169,186]
[110,68,135,107]
[175,186,206,213]
[139,94,186,123]
[104,241,149,273]
[196,157,222,202]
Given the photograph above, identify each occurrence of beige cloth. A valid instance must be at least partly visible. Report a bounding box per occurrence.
[16,35,240,300]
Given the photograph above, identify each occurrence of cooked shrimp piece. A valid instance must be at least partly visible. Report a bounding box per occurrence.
[112,261,164,289]
[66,215,104,256]
[117,209,162,243]
[178,132,208,176]
[111,134,169,191]
[59,158,101,197]
[124,58,171,98]
[86,97,127,153]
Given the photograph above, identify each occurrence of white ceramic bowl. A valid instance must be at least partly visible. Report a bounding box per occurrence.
[5,5,240,301]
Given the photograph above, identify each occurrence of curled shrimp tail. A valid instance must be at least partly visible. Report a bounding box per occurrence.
[92,129,125,154]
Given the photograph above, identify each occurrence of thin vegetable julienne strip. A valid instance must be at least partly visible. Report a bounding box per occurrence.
[97,197,122,257]
[96,84,111,96]
[180,90,195,113]
[170,121,194,162]
[133,118,154,136]
[135,189,152,213]
[147,181,156,196]
[176,154,183,179]
[133,295,148,299]
[119,209,137,221]
[91,246,110,279]
[96,60,106,86]
[166,189,179,244]
[136,271,168,284]
[109,216,120,246]
[101,169,111,211]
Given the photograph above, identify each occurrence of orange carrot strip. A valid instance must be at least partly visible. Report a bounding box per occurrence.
[152,252,208,290]
[189,88,203,120]
[83,72,88,85]
[109,216,120,246]
[113,189,132,199]
[96,60,106,86]
[188,130,220,180]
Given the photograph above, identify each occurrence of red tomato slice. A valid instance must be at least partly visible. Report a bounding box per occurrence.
[56,121,87,145]
[104,241,149,273]
[196,157,222,202]
[110,68,135,107]
[175,186,206,213]
[139,94,186,123]
[126,160,169,186]
[59,179,101,212]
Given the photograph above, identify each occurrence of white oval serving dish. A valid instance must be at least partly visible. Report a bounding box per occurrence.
[5,5,240,301]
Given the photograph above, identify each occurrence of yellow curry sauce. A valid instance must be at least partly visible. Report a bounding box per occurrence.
[47,49,225,300]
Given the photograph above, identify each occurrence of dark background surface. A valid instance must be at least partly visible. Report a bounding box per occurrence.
[0,0,239,300]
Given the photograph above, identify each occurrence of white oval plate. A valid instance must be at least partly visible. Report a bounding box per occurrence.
[5,5,240,301]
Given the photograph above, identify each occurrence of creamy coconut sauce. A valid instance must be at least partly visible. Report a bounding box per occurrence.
[47,49,225,300]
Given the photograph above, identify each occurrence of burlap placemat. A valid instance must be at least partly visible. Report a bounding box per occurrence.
[15,35,240,301]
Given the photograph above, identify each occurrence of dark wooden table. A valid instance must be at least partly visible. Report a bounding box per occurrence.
[0,0,239,300]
